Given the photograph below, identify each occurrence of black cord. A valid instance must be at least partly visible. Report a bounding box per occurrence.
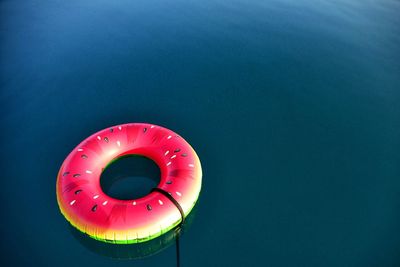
[175,228,181,267]
[150,188,185,226]
[150,187,185,267]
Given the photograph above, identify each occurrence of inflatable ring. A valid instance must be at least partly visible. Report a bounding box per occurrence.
[56,123,202,244]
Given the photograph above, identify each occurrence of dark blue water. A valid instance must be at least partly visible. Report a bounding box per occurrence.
[1,0,399,266]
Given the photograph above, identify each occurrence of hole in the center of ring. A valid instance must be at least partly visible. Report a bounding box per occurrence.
[100,155,160,200]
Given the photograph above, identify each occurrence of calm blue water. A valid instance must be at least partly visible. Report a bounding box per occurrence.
[1,0,399,266]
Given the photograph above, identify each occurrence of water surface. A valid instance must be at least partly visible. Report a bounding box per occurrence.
[1,0,399,266]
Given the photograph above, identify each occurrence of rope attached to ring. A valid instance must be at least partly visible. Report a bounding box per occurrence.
[150,187,185,267]
[151,188,185,226]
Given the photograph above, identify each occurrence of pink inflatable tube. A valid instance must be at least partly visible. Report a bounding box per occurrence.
[56,123,202,244]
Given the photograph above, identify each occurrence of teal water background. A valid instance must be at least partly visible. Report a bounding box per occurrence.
[1,0,399,266]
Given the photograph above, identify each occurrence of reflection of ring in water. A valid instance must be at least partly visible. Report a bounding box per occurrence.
[69,205,197,260]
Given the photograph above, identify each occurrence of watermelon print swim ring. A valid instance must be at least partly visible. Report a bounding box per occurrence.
[56,123,202,244]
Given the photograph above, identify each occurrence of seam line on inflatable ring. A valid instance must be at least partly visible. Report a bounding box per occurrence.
[151,188,185,226]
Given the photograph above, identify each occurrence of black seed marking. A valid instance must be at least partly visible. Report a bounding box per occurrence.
[74,189,82,195]
[166,180,172,184]
[109,128,114,132]
[174,148,181,153]
[81,154,88,159]
[146,204,152,211]
[143,127,147,133]
[104,137,109,143]
[73,174,81,178]
[63,172,70,177]
[181,153,187,157]
[91,205,98,212]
